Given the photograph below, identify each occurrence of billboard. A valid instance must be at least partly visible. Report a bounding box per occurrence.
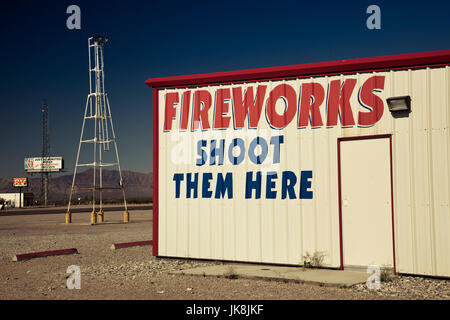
[24,157,64,173]
[12,177,28,187]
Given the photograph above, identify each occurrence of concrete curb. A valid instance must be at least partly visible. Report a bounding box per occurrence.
[110,240,152,250]
[171,264,369,288]
[12,248,79,261]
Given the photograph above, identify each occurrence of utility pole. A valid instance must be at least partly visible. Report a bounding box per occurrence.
[41,100,50,207]
[66,35,128,225]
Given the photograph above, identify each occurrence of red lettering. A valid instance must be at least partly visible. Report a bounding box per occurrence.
[298,83,325,128]
[164,77,385,132]
[180,91,191,130]
[266,84,297,129]
[164,92,179,131]
[326,79,356,127]
[192,90,212,130]
[232,86,267,129]
[213,88,231,129]
[358,76,385,126]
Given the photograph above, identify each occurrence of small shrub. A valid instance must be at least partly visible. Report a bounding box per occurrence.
[302,251,326,269]
[380,265,395,282]
[224,266,239,279]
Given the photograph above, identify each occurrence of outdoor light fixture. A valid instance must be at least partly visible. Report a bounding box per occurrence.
[386,96,411,112]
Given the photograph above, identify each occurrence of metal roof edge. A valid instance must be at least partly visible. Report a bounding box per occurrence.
[145,49,450,89]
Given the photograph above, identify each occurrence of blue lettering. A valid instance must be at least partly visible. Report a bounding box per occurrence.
[270,135,284,164]
[245,171,261,199]
[248,137,268,165]
[196,140,207,166]
[281,171,297,199]
[228,138,245,165]
[266,172,277,199]
[173,173,184,198]
[202,172,213,198]
[186,173,198,198]
[210,139,225,165]
[300,170,313,199]
[215,172,233,199]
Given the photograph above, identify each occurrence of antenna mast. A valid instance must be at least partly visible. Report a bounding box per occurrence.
[41,99,50,206]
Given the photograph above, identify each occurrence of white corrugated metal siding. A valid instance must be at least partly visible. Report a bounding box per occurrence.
[157,66,450,277]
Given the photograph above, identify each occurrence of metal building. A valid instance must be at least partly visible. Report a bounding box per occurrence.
[146,50,450,277]
[0,193,34,208]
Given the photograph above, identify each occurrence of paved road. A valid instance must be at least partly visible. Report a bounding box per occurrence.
[0,204,152,216]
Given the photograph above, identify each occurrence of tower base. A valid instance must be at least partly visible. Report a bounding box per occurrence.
[90,210,97,225]
[65,211,72,224]
[97,209,104,223]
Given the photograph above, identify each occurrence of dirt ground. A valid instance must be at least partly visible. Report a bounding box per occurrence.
[0,207,449,301]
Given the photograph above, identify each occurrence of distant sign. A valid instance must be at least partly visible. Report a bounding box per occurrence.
[13,177,28,187]
[24,157,64,173]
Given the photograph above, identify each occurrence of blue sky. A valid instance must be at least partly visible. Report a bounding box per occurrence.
[1,0,449,178]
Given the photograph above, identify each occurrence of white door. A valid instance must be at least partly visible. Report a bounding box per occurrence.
[340,137,394,268]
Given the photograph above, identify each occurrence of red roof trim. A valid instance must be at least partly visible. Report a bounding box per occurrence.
[145,49,450,89]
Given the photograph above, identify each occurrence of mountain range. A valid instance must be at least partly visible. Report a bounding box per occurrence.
[0,169,153,204]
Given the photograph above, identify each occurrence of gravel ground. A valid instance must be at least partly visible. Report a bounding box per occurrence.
[352,274,450,299]
[0,207,449,300]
